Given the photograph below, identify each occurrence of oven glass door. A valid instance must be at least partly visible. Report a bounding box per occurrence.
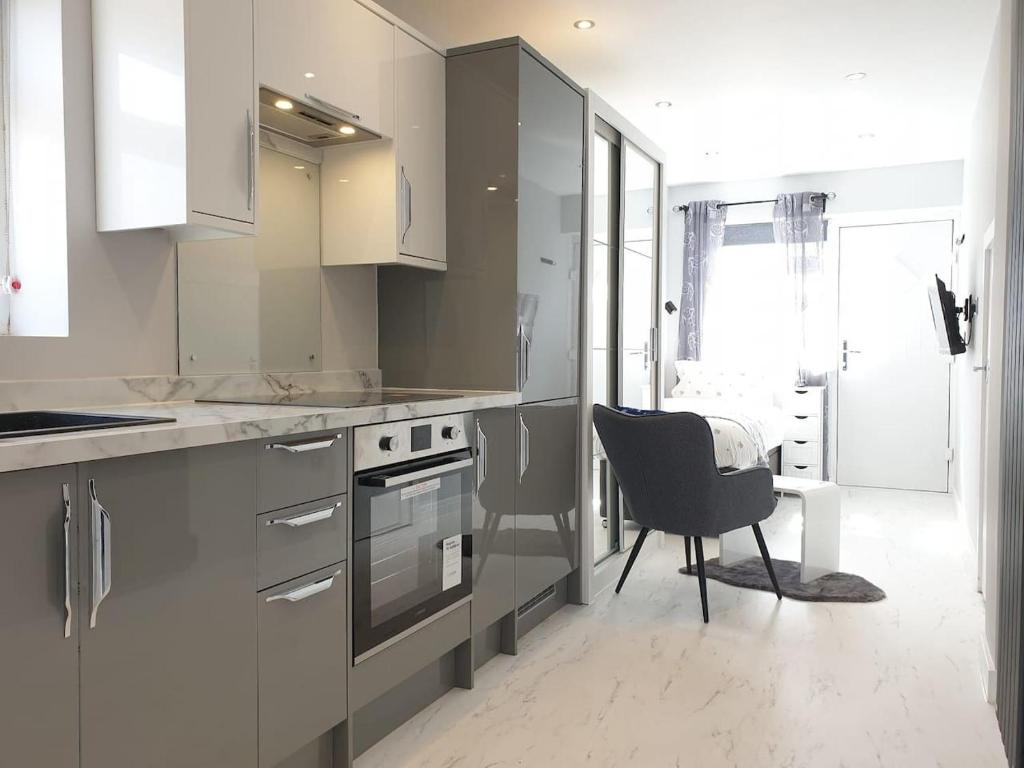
[352,449,473,661]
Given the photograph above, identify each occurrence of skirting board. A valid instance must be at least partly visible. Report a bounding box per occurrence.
[980,632,997,705]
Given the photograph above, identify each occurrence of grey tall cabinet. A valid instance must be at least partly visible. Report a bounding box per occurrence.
[378,38,583,618]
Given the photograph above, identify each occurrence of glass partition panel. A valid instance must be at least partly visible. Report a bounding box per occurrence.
[178,146,322,374]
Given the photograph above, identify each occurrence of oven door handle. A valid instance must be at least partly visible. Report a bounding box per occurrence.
[358,457,475,488]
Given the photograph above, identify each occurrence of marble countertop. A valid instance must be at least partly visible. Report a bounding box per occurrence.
[0,390,521,473]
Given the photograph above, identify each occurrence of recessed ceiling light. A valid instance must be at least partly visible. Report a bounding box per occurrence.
[845,71,867,81]
[339,125,356,135]
[293,165,305,170]
[655,100,672,109]
[274,98,294,110]
[304,71,316,79]
[573,19,595,30]
[486,186,498,191]
[338,178,350,183]
[858,132,876,140]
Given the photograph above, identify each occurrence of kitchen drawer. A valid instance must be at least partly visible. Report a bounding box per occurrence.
[783,440,820,466]
[259,430,348,512]
[783,415,820,441]
[783,463,822,480]
[782,387,823,416]
[257,495,347,591]
[259,565,348,768]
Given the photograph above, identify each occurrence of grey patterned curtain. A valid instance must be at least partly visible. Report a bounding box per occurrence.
[677,200,727,360]
[773,192,828,385]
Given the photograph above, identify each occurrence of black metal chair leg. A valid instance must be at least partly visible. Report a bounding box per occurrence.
[684,535,692,575]
[694,536,709,623]
[752,523,783,600]
[614,527,650,594]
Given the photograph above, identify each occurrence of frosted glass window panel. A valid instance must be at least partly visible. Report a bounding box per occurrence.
[178,147,322,374]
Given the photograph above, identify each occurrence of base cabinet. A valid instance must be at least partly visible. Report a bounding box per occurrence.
[515,399,579,606]
[78,444,258,768]
[472,408,517,633]
[0,466,80,768]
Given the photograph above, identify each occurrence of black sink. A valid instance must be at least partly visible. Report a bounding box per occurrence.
[0,411,176,439]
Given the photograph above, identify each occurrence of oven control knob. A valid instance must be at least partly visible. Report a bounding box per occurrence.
[442,425,461,441]
[379,435,400,452]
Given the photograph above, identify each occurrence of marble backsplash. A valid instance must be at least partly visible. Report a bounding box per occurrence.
[0,369,382,412]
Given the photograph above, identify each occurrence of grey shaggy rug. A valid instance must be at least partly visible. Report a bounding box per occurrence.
[679,557,886,602]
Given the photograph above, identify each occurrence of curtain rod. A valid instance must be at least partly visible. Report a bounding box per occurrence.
[671,192,836,214]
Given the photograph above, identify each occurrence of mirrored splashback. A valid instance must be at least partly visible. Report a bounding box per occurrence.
[178,146,323,374]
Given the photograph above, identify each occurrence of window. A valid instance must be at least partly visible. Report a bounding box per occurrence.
[0,0,68,337]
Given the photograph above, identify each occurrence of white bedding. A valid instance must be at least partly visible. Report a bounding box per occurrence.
[661,396,785,470]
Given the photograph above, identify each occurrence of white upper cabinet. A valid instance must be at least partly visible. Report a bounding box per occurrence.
[396,29,445,265]
[257,0,394,137]
[93,0,257,239]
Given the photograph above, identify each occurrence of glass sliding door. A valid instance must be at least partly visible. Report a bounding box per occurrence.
[591,119,621,564]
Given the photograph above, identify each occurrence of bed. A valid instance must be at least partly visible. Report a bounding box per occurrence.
[662,362,786,471]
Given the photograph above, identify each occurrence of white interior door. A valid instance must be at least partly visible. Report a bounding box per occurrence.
[837,220,953,492]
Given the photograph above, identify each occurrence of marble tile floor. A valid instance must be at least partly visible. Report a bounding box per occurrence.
[359,487,1008,768]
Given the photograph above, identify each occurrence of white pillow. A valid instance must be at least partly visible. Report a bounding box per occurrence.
[671,361,772,408]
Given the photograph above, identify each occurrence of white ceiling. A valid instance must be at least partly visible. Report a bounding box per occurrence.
[375,0,999,186]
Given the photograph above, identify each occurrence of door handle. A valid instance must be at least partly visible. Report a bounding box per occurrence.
[266,503,339,528]
[841,339,862,371]
[519,413,530,480]
[62,483,72,639]
[475,419,489,493]
[88,479,111,629]
[246,108,255,212]
[359,456,474,488]
[266,434,342,453]
[265,570,341,603]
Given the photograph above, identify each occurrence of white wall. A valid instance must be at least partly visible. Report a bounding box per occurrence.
[954,0,1013,679]
[0,0,376,381]
[662,160,965,394]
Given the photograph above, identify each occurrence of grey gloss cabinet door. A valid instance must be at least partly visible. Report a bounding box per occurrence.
[517,51,584,403]
[0,465,79,767]
[79,443,258,768]
[472,407,517,632]
[515,399,579,605]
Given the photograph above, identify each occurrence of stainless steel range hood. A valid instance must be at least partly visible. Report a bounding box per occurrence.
[258,87,381,147]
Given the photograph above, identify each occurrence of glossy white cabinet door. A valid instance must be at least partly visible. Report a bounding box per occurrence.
[186,0,256,225]
[396,29,445,264]
[256,0,313,101]
[309,0,395,136]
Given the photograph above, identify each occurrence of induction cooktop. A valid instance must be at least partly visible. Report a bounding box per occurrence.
[197,390,464,409]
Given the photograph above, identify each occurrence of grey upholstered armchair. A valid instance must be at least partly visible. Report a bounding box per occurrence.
[593,405,782,622]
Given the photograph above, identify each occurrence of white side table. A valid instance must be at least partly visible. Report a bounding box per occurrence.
[719,475,841,583]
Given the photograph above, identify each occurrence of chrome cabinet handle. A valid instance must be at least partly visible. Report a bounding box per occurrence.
[400,166,413,243]
[303,93,360,124]
[359,457,474,488]
[88,479,111,630]
[841,339,862,372]
[62,483,72,639]
[266,434,342,453]
[266,571,340,603]
[517,326,525,391]
[519,413,530,480]
[475,420,488,493]
[266,503,339,528]
[523,333,532,386]
[246,108,255,212]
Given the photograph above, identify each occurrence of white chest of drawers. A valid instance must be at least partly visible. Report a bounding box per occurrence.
[781,386,825,480]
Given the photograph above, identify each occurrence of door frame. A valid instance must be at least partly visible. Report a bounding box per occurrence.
[978,219,997,594]
[830,206,960,488]
[579,90,666,604]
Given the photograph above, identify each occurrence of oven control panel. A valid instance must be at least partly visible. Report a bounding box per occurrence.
[354,412,474,471]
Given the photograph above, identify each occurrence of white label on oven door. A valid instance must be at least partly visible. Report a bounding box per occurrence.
[400,477,441,501]
[442,535,462,591]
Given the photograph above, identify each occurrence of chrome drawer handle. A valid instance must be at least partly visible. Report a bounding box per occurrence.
[62,483,72,639]
[88,479,112,629]
[266,434,342,453]
[266,571,340,603]
[266,503,339,528]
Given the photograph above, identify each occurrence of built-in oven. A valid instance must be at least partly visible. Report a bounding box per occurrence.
[351,413,474,664]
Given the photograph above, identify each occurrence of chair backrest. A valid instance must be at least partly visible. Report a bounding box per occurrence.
[593,404,722,536]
